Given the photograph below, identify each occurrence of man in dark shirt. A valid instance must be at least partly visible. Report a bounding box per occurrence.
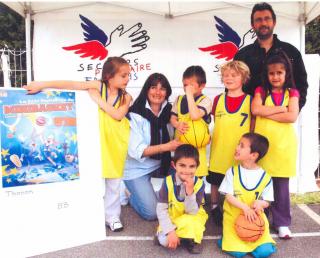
[234,2,308,110]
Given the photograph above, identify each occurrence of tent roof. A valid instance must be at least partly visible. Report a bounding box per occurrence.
[4,1,320,24]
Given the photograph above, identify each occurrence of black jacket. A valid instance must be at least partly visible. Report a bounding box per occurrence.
[234,34,308,110]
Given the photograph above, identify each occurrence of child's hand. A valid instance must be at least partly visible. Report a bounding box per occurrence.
[242,206,257,223]
[167,230,180,250]
[176,122,189,134]
[165,139,182,152]
[183,176,194,196]
[184,84,197,96]
[251,200,265,215]
[23,82,43,94]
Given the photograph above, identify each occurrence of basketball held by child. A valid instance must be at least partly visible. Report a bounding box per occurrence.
[179,120,210,148]
[234,213,265,242]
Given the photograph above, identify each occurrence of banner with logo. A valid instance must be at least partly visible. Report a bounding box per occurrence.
[32,6,301,98]
[0,89,106,257]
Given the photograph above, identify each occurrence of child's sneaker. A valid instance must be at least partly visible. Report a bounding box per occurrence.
[106,219,124,232]
[186,240,203,254]
[211,206,223,226]
[153,235,161,246]
[278,226,292,239]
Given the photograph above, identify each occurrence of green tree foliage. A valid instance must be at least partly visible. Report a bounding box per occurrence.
[306,16,320,55]
[0,2,25,49]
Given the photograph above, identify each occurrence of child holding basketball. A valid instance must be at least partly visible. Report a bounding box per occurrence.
[218,132,276,258]
[252,51,299,239]
[207,60,252,226]
[156,144,208,254]
[170,66,212,177]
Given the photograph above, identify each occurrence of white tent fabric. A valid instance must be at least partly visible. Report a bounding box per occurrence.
[4,1,320,194]
[4,1,320,23]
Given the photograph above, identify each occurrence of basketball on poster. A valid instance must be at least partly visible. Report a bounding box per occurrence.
[0,89,79,188]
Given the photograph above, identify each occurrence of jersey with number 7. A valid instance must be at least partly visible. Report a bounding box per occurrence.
[209,93,251,175]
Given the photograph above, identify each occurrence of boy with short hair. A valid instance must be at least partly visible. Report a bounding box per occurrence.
[170,66,212,177]
[156,144,208,254]
[218,132,276,258]
[207,60,252,226]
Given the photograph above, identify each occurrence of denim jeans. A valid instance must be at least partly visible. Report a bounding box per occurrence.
[124,173,158,221]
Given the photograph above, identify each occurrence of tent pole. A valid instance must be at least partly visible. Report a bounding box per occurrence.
[297,2,307,193]
[299,2,306,54]
[24,2,32,84]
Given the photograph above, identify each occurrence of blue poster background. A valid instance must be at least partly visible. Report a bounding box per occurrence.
[0,90,79,188]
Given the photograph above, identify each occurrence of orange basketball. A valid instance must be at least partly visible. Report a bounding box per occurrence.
[234,213,265,242]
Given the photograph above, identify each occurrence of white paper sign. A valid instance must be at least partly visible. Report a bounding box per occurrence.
[0,89,106,257]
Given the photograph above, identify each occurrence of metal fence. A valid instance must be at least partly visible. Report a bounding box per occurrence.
[0,48,27,88]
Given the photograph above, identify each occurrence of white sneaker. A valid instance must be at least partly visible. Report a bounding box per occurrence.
[106,219,124,232]
[278,226,292,239]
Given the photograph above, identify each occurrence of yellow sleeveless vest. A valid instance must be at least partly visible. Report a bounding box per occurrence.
[98,84,130,178]
[254,90,297,177]
[222,165,275,252]
[175,95,209,177]
[209,93,251,174]
[159,175,208,243]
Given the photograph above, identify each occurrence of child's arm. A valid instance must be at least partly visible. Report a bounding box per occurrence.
[170,114,189,134]
[88,89,132,120]
[24,80,100,94]
[225,194,257,222]
[170,97,189,134]
[251,92,287,117]
[264,96,299,123]
[185,85,206,120]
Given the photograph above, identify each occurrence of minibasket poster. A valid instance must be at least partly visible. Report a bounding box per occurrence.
[1,90,79,187]
[0,89,106,257]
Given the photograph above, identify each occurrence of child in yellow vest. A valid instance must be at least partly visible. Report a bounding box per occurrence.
[170,66,212,177]
[207,61,252,226]
[24,57,132,232]
[156,144,208,254]
[252,51,299,239]
[219,133,276,258]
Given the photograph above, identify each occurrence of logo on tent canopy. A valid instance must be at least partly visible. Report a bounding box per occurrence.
[62,14,150,61]
[199,16,256,61]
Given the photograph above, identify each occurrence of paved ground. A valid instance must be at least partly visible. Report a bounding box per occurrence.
[31,201,320,258]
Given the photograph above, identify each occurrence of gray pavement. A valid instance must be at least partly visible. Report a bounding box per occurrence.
[30,202,320,258]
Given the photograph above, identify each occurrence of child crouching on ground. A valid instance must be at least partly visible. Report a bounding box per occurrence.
[218,133,276,258]
[156,144,208,254]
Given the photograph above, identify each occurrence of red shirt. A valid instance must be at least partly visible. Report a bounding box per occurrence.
[212,94,247,115]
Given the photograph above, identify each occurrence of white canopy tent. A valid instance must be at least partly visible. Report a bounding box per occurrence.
[4,1,320,83]
[4,1,320,194]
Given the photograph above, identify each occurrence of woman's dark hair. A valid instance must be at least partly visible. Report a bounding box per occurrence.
[130,73,172,109]
[251,2,276,26]
[262,50,296,96]
[173,144,200,166]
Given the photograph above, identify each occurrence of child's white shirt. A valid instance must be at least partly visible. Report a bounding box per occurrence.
[219,165,274,202]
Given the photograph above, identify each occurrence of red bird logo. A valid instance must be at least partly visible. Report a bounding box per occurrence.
[199,16,256,61]
[63,15,150,60]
